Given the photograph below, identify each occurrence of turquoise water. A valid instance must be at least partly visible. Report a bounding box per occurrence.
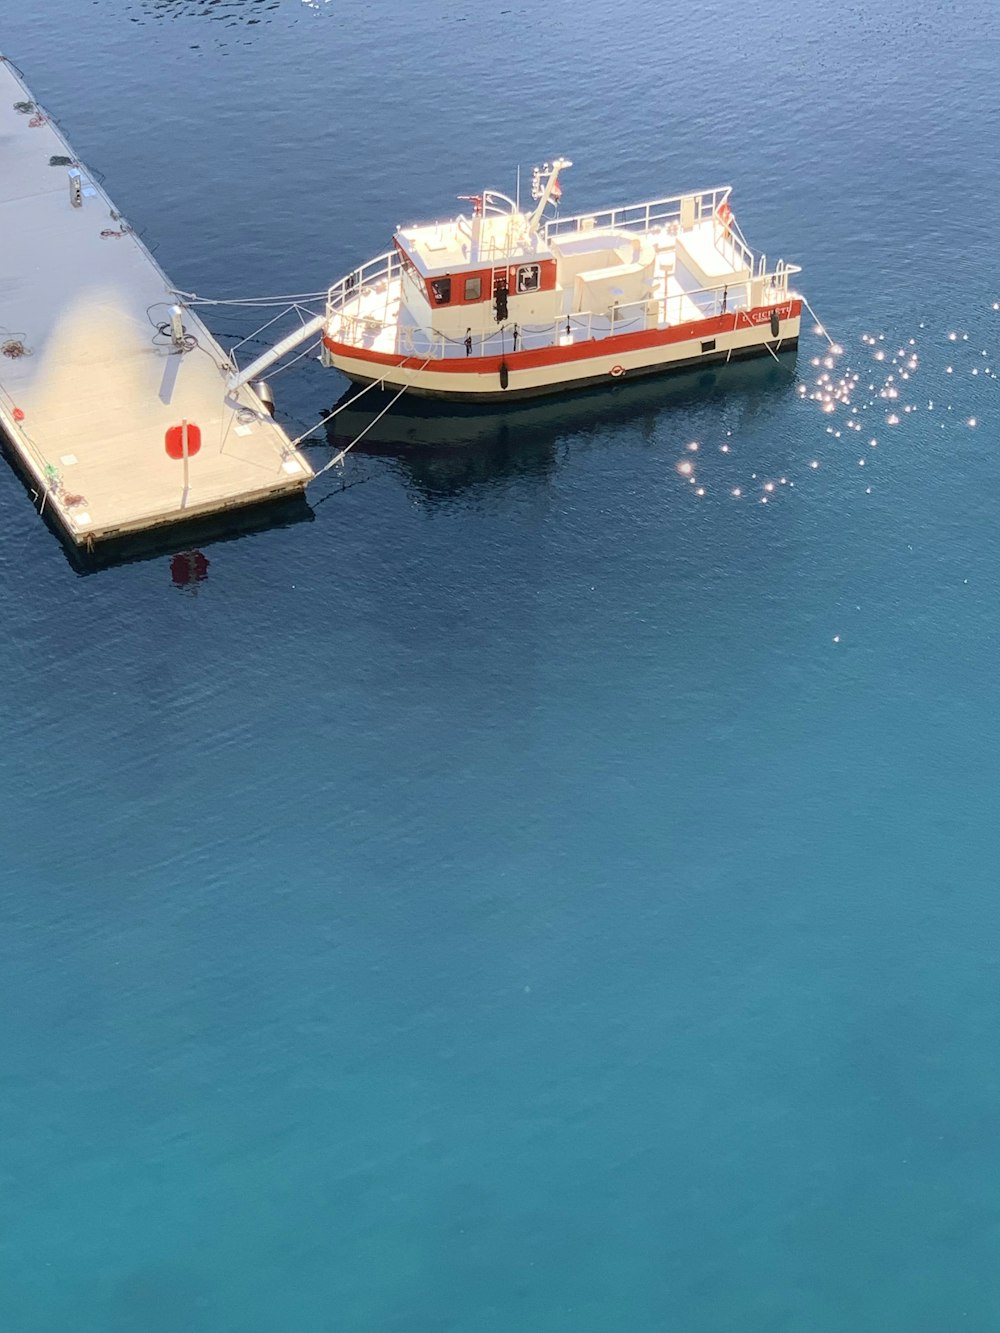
[2,2,1000,1329]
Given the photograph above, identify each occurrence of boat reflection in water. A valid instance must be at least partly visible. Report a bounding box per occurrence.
[322,352,797,502]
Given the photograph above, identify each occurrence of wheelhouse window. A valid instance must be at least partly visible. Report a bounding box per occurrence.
[430,277,452,305]
[464,276,482,302]
[516,264,540,294]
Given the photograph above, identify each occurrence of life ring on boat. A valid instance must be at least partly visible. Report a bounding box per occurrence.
[406,329,433,359]
[610,364,625,378]
[716,200,733,236]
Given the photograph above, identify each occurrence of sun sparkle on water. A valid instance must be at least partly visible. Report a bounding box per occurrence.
[668,302,992,521]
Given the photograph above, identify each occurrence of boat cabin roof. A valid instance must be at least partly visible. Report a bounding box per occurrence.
[395,211,552,278]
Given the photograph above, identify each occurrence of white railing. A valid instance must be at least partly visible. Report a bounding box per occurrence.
[328,279,800,365]
[544,185,777,294]
[481,189,518,216]
[543,185,733,242]
[327,249,401,316]
[328,188,781,320]
[324,233,802,364]
[714,220,756,277]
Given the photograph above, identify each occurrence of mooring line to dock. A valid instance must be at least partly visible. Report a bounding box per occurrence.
[312,382,414,478]
[171,288,329,309]
[304,356,434,480]
[226,303,306,357]
[762,339,794,371]
[157,296,329,382]
[286,380,389,450]
[800,294,839,351]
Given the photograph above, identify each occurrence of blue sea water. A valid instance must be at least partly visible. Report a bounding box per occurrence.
[2,1,1000,1329]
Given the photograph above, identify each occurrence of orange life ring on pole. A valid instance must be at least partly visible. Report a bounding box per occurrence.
[717,200,733,236]
[610,364,625,378]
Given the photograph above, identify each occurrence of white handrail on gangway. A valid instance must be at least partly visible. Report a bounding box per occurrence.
[226,312,326,390]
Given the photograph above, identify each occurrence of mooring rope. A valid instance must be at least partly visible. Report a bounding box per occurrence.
[800,294,838,351]
[762,339,791,369]
[227,304,302,356]
[286,370,402,450]
[171,288,329,308]
[306,357,433,478]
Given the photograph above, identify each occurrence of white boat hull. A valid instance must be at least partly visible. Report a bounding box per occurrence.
[322,301,800,402]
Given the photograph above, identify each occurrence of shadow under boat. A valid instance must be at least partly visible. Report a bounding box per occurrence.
[321,350,798,500]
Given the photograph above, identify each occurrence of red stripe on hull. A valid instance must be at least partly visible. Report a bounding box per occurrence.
[322,300,802,374]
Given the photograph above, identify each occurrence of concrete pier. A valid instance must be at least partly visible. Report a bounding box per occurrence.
[0,56,313,547]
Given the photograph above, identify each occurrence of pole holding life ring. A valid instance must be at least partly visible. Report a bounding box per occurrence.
[610,364,625,378]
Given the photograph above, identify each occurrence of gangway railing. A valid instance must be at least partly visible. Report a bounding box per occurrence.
[227,311,326,390]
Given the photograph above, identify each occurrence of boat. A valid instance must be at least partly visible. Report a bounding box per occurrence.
[318,158,803,402]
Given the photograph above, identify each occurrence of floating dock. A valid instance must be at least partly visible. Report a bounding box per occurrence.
[0,56,312,547]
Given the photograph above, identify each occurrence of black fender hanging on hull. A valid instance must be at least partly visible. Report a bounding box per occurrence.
[340,338,799,403]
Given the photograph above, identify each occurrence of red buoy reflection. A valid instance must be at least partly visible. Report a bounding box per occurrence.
[170,549,209,592]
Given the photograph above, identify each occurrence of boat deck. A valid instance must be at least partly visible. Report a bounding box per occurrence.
[0,57,312,546]
[325,216,780,364]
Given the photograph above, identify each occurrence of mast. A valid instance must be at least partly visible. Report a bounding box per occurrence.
[527,157,572,235]
[458,193,484,261]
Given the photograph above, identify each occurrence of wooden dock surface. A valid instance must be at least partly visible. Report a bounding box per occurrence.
[0,56,313,546]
